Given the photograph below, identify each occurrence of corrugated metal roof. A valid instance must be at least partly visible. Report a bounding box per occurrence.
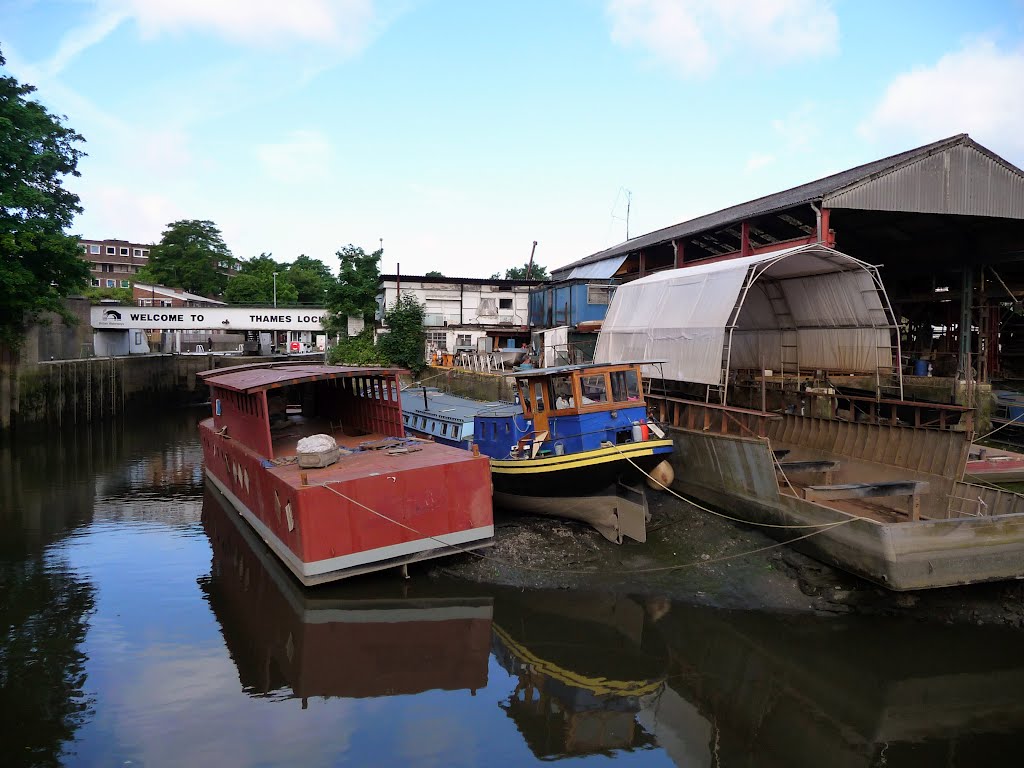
[199,363,406,393]
[553,134,1024,277]
[825,143,1024,216]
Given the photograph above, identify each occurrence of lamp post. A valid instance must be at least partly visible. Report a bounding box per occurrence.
[272,272,278,308]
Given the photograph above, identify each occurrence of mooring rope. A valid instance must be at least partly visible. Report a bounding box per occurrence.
[611,446,860,530]
[973,411,1024,443]
[315,471,859,577]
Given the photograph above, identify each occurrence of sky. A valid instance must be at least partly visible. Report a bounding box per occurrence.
[3,0,1024,278]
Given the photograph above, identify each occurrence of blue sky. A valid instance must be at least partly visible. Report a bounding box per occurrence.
[3,0,1024,278]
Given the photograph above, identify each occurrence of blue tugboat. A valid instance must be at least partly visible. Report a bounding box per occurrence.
[401,362,675,542]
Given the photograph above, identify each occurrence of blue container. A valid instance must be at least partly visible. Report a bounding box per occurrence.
[913,359,929,376]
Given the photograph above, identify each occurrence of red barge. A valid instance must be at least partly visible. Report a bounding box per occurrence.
[198,362,495,585]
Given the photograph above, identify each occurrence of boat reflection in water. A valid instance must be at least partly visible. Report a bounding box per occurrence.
[491,588,1024,767]
[200,485,1024,765]
[199,486,492,703]
[490,590,669,759]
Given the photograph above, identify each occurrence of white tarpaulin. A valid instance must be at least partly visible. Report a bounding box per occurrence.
[595,244,895,386]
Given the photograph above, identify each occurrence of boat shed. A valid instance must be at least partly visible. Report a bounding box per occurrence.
[555,134,1024,381]
[594,244,900,401]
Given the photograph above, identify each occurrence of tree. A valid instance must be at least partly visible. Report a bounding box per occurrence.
[326,326,386,366]
[377,293,426,374]
[224,253,297,305]
[503,263,549,280]
[142,219,234,297]
[424,270,444,278]
[326,244,381,332]
[0,49,91,350]
[288,254,335,305]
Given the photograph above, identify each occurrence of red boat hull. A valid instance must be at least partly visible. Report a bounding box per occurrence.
[200,417,494,585]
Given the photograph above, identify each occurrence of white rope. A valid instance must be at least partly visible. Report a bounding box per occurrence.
[613,447,861,530]
[315,468,859,576]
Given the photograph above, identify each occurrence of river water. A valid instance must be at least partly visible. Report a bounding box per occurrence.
[2,410,1023,767]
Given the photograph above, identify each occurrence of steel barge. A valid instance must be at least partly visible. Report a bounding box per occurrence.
[198,362,494,585]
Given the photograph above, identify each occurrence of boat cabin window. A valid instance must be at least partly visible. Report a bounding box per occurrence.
[579,374,609,405]
[610,369,641,402]
[517,379,532,416]
[533,382,546,413]
[551,374,575,410]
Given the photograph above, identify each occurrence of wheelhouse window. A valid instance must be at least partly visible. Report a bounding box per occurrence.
[579,374,609,404]
[551,374,574,409]
[610,369,641,402]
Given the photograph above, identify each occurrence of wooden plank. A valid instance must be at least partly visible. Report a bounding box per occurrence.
[804,480,930,502]
[776,460,840,472]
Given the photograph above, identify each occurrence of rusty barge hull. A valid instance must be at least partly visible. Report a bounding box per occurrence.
[666,420,1024,591]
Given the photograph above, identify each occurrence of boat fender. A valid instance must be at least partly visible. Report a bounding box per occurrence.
[640,420,650,441]
[632,421,643,442]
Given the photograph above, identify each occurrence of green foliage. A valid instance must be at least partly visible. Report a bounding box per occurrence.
[377,293,426,374]
[324,244,381,334]
[82,286,132,305]
[143,219,234,297]
[224,253,298,305]
[288,254,335,304]
[326,326,388,366]
[424,270,444,278]
[0,49,91,349]
[503,263,549,280]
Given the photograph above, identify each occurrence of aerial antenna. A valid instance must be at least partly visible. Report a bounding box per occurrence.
[609,187,632,243]
[625,189,631,240]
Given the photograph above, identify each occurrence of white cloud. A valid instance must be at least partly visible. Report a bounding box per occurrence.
[860,40,1024,156]
[256,130,336,185]
[606,0,838,78]
[114,0,378,50]
[745,153,775,172]
[73,182,184,241]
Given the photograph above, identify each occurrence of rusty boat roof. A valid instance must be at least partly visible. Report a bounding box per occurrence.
[199,362,409,394]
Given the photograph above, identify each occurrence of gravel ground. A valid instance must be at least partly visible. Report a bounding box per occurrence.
[438,489,1024,627]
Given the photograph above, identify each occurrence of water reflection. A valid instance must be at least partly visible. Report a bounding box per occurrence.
[491,591,665,759]
[200,486,493,702]
[649,606,1024,767]
[3,410,1024,766]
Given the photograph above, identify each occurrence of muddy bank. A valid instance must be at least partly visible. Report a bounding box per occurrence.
[438,489,1024,627]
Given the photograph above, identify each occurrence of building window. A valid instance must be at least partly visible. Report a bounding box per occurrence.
[91,278,100,287]
[456,334,472,348]
[90,245,100,254]
[120,247,128,255]
[499,298,513,310]
[120,280,130,288]
[142,249,150,257]
[106,246,115,255]
[133,249,142,257]
[587,285,612,305]
[80,244,88,252]
[426,331,447,350]
[102,264,114,272]
[105,279,115,287]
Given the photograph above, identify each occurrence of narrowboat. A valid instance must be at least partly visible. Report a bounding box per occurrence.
[402,361,675,542]
[197,361,494,586]
[597,242,1024,590]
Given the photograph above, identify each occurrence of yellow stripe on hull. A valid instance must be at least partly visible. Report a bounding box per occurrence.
[490,439,674,475]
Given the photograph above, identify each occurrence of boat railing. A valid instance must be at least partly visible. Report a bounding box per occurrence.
[646,395,781,439]
[648,391,973,434]
[819,391,974,431]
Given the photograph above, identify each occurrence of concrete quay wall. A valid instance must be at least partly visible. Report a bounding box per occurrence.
[0,353,284,431]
